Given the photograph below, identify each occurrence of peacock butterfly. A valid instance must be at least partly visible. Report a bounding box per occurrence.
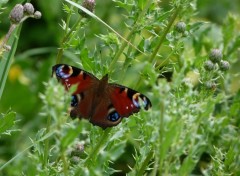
[52,64,151,128]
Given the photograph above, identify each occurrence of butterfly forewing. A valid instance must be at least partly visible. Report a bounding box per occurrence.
[53,64,98,93]
[53,64,98,119]
[109,84,152,117]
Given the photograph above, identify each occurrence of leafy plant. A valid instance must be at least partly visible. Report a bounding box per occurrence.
[0,0,240,175]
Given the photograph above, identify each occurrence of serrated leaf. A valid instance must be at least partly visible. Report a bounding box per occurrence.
[138,0,144,10]
[0,111,16,134]
[108,141,126,161]
[60,124,82,150]
[112,0,133,11]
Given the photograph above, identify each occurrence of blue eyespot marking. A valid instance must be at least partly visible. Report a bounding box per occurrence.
[71,95,78,107]
[138,97,148,108]
[132,95,150,109]
[142,97,148,107]
[56,66,71,79]
[108,111,121,122]
[71,94,83,107]
[133,98,140,108]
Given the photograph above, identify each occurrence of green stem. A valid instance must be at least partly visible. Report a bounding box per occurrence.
[61,152,69,176]
[43,115,51,167]
[109,0,153,71]
[64,17,82,44]
[136,151,154,176]
[56,7,82,64]
[84,128,112,166]
[0,24,16,50]
[133,7,181,89]
[119,34,137,82]
[151,147,159,176]
[149,7,180,64]
[0,25,21,101]
[158,100,165,174]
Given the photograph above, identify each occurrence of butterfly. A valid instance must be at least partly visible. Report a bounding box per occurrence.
[52,64,152,128]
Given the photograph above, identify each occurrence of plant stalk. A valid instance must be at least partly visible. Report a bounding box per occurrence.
[149,7,180,64]
[84,128,112,166]
[109,0,153,71]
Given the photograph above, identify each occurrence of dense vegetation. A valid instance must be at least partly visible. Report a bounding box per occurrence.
[0,0,240,175]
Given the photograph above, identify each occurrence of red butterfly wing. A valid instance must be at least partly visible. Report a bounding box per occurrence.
[86,78,152,128]
[52,64,152,129]
[89,96,121,128]
[52,64,98,93]
[109,84,152,117]
[52,64,98,119]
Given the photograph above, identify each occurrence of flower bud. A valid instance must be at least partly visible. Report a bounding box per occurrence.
[209,49,222,63]
[204,60,215,71]
[205,81,216,90]
[34,11,42,19]
[9,4,24,24]
[219,60,230,71]
[71,143,84,157]
[23,3,34,15]
[70,156,80,165]
[78,0,96,18]
[175,21,186,33]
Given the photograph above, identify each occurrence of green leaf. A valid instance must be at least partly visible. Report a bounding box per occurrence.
[0,25,22,100]
[0,111,16,134]
[60,124,83,150]
[0,0,8,7]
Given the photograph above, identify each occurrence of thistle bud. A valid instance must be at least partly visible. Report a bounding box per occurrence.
[70,156,80,165]
[71,143,84,157]
[175,21,186,33]
[34,11,42,19]
[205,81,216,90]
[209,49,222,63]
[23,3,34,15]
[9,4,24,24]
[204,60,215,71]
[78,0,96,18]
[219,60,230,71]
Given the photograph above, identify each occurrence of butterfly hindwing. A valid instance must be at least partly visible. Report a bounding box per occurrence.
[89,97,122,128]
[88,82,151,128]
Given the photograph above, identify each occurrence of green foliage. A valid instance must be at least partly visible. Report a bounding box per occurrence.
[0,111,16,135]
[0,0,240,175]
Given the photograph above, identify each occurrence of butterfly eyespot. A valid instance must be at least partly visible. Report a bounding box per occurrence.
[132,93,141,108]
[71,95,78,107]
[107,111,121,122]
[131,93,151,110]
[52,64,152,128]
[133,98,140,108]
[139,95,151,110]
[56,65,73,79]
[71,94,82,107]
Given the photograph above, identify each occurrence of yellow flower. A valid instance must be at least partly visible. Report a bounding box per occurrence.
[8,65,30,85]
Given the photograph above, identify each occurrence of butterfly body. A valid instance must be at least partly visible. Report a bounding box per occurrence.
[52,64,151,128]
